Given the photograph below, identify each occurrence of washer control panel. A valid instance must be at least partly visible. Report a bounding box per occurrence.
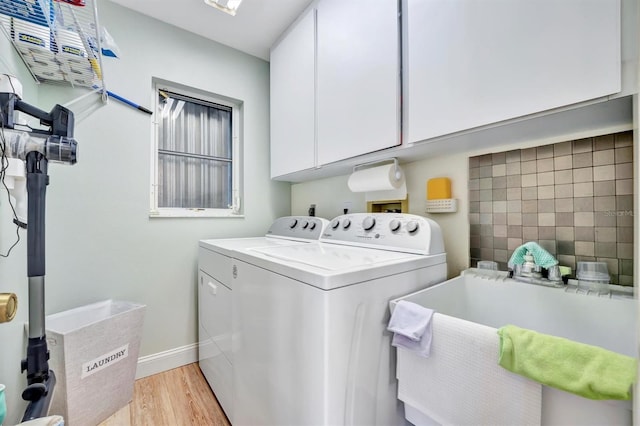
[322,213,444,255]
[266,216,330,241]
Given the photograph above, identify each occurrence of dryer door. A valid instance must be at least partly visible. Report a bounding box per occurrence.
[198,271,233,419]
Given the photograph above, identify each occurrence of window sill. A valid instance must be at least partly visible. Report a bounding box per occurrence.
[149,208,244,218]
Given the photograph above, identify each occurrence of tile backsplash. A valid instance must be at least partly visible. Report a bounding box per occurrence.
[469,131,634,286]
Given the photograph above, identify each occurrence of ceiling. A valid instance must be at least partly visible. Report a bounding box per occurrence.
[109,0,314,61]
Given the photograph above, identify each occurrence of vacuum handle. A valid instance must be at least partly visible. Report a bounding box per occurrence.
[26,153,48,277]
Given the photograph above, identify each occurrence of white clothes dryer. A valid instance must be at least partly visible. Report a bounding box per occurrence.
[230,213,447,425]
[198,216,330,420]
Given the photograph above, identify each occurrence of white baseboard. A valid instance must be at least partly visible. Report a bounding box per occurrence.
[135,343,199,379]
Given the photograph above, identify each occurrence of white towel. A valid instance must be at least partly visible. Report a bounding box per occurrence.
[396,313,542,426]
[388,301,434,358]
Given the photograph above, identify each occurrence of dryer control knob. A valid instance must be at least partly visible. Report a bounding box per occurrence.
[309,222,317,230]
[289,219,298,229]
[363,216,376,231]
[301,220,309,229]
[342,218,351,229]
[331,219,340,229]
[389,219,401,232]
[406,221,420,234]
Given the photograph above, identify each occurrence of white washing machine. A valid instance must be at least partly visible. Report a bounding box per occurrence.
[198,216,330,420]
[230,213,447,425]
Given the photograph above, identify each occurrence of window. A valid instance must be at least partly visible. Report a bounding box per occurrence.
[150,81,241,217]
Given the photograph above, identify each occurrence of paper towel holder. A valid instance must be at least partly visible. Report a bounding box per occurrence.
[353,157,402,181]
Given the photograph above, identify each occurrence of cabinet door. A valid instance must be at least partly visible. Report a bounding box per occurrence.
[404,0,621,144]
[316,0,400,165]
[270,9,316,178]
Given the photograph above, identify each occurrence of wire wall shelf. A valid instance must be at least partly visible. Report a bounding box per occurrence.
[0,0,106,93]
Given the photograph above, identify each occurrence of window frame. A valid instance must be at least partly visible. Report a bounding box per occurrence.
[149,79,243,218]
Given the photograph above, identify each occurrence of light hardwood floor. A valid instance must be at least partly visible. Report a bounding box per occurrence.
[99,363,230,426]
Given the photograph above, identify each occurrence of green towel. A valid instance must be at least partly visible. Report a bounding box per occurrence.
[508,241,558,268]
[497,325,637,400]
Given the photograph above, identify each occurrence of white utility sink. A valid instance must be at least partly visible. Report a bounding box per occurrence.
[391,269,637,426]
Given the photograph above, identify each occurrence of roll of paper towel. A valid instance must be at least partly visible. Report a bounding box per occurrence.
[348,164,404,192]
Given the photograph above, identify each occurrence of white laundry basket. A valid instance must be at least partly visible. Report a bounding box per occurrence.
[45,300,146,425]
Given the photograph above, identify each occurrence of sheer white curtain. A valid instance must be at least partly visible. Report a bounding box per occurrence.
[157,93,233,209]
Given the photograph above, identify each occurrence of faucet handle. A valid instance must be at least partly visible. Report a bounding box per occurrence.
[547,265,562,282]
[513,264,523,277]
[523,250,535,265]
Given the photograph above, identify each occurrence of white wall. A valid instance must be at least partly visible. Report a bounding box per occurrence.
[0,1,290,422]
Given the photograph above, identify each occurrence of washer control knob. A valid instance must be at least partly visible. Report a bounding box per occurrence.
[363,216,376,231]
[342,218,351,229]
[309,222,317,230]
[289,219,298,229]
[331,219,340,229]
[389,219,401,232]
[406,220,420,234]
[301,220,309,229]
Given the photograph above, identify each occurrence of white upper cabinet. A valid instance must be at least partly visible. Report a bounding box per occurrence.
[404,0,622,144]
[316,0,401,166]
[270,9,316,178]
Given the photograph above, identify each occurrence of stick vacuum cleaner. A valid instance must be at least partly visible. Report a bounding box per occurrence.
[0,74,78,422]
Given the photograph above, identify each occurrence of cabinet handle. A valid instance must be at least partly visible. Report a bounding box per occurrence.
[207,281,217,295]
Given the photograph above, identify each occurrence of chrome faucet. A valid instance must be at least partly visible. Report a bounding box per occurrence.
[511,250,563,287]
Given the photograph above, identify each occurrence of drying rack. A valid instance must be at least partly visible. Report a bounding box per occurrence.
[0,0,107,99]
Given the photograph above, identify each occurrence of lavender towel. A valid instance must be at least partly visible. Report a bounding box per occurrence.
[388,301,435,358]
